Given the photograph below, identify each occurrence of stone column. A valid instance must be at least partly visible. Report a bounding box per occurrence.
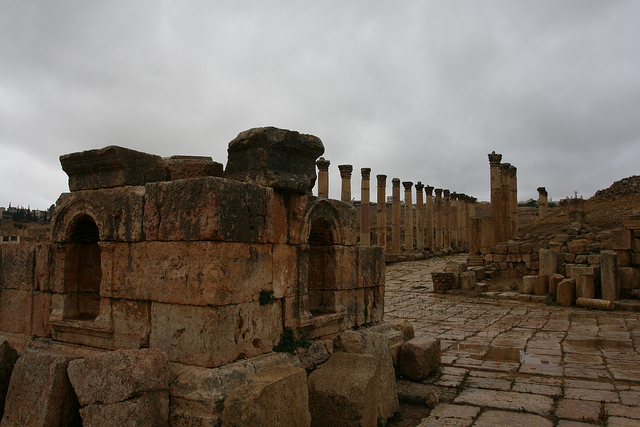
[444,189,451,248]
[435,188,443,248]
[425,186,434,249]
[415,182,425,251]
[391,178,401,253]
[489,151,503,245]
[470,218,481,254]
[509,165,518,235]
[601,250,620,301]
[403,181,414,252]
[451,192,459,246]
[376,175,387,249]
[316,157,330,198]
[339,164,353,202]
[537,187,548,220]
[500,163,512,241]
[360,168,371,246]
[457,194,466,244]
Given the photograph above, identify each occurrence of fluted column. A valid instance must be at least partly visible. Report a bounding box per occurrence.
[537,187,548,220]
[403,181,414,252]
[415,182,425,251]
[316,157,330,198]
[444,189,451,248]
[359,168,371,246]
[435,188,443,248]
[377,175,387,248]
[451,192,459,246]
[425,186,434,249]
[391,178,401,253]
[339,164,353,202]
[489,151,503,245]
[501,163,512,240]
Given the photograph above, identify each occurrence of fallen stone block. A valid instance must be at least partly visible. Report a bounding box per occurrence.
[333,329,398,421]
[399,336,441,381]
[308,352,380,426]
[576,298,616,311]
[221,366,310,427]
[391,320,415,342]
[0,341,19,419]
[557,279,576,307]
[2,348,81,426]
[539,249,558,277]
[520,275,537,294]
[432,272,459,292]
[460,271,476,292]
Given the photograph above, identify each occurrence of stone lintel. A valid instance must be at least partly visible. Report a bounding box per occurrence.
[60,145,167,191]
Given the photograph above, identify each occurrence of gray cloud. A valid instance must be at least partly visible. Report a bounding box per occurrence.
[1,0,639,209]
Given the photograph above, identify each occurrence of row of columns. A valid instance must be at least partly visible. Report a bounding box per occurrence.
[315,159,475,253]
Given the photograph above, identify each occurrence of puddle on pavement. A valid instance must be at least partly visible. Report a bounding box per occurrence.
[454,343,557,365]
[565,338,632,349]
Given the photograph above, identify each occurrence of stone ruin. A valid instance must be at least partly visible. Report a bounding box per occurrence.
[0,127,441,426]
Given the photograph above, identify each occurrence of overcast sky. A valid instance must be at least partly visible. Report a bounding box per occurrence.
[2,1,640,210]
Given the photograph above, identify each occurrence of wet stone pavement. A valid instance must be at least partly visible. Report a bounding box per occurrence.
[385,253,640,426]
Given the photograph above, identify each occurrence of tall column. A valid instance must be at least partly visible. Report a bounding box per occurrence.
[509,165,518,235]
[339,164,353,202]
[488,151,503,245]
[316,157,330,198]
[463,195,471,243]
[415,182,425,251]
[537,187,548,220]
[470,218,481,254]
[376,175,387,248]
[456,193,465,245]
[500,163,512,241]
[451,192,459,246]
[425,186,434,249]
[360,168,371,246]
[435,188,443,248]
[444,189,451,248]
[391,178,401,253]
[403,181,414,252]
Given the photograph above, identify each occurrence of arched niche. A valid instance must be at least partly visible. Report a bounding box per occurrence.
[63,214,102,320]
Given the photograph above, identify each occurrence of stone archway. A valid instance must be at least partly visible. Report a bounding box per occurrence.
[64,215,102,320]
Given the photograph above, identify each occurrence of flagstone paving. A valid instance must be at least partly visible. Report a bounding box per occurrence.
[385,254,640,426]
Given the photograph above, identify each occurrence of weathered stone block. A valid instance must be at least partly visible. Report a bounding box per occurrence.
[2,348,81,426]
[34,243,52,292]
[144,177,286,244]
[568,265,599,280]
[105,241,273,306]
[610,229,633,250]
[620,267,640,290]
[539,249,557,277]
[565,252,576,263]
[568,239,589,254]
[163,155,223,180]
[308,353,380,427]
[332,329,398,421]
[576,274,595,298]
[60,145,167,191]
[460,271,476,292]
[587,253,601,265]
[356,246,385,289]
[150,301,281,367]
[67,348,170,407]
[508,242,521,254]
[557,279,575,307]
[399,337,441,381]
[494,243,508,254]
[80,391,169,427]
[521,243,533,254]
[0,244,35,291]
[0,289,32,334]
[31,292,52,338]
[0,341,19,419]
[225,127,324,194]
[221,366,310,427]
[494,254,506,262]
[52,186,147,242]
[391,320,415,342]
[601,250,620,301]
[575,254,588,264]
[617,250,632,267]
[432,272,458,292]
[520,276,537,294]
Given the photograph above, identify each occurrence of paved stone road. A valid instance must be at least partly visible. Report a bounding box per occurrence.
[385,254,640,426]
